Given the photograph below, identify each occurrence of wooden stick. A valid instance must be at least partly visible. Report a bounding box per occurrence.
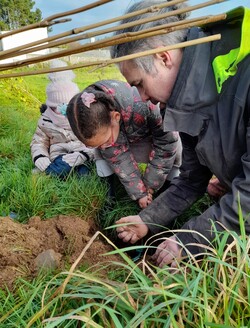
[0,0,114,39]
[0,0,187,59]
[0,34,221,79]
[0,12,226,71]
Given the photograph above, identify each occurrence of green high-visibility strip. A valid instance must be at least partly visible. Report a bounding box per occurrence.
[212,7,250,93]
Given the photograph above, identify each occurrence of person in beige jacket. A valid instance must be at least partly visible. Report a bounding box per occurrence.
[30,60,94,179]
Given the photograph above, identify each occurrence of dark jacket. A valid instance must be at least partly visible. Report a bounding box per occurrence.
[93,80,181,200]
[139,7,250,252]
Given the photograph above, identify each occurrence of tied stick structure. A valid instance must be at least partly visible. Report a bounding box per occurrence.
[0,0,187,60]
[0,12,226,73]
[0,0,226,66]
[0,34,221,79]
[0,0,229,78]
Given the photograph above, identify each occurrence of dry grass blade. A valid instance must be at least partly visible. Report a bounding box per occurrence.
[60,231,101,295]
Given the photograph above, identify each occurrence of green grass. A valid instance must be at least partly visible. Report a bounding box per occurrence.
[0,64,125,222]
[1,226,249,327]
[0,64,249,327]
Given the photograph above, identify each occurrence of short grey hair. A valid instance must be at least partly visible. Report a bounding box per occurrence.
[110,0,190,73]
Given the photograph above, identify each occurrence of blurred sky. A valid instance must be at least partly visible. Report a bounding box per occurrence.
[34,0,250,36]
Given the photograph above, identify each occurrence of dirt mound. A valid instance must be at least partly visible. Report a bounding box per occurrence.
[0,215,121,289]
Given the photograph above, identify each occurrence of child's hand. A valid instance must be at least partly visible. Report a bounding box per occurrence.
[138,195,149,208]
[62,152,86,167]
[147,189,153,203]
[138,193,153,208]
[35,157,51,172]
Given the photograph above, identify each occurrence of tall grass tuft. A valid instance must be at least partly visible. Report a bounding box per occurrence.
[0,164,108,221]
[6,218,246,328]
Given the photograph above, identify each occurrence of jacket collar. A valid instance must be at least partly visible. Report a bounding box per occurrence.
[163,27,218,136]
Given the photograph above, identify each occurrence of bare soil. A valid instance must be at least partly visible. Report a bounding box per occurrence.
[0,215,122,289]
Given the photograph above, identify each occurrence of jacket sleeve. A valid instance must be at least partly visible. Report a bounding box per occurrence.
[30,124,50,163]
[176,119,250,254]
[139,133,212,233]
[100,131,148,201]
[143,107,180,191]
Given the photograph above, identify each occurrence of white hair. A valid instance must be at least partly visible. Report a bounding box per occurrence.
[110,0,190,73]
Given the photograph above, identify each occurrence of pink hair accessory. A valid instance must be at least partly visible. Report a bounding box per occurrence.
[81,92,96,108]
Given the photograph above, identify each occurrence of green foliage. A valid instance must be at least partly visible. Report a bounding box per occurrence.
[0,274,58,327]
[173,193,216,228]
[0,0,42,31]
[0,77,42,109]
[0,64,124,107]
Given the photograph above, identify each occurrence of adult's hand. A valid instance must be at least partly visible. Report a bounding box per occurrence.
[116,215,149,244]
[207,177,227,199]
[152,236,181,268]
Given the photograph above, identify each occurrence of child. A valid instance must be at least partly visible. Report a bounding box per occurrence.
[31,60,94,179]
[67,79,182,208]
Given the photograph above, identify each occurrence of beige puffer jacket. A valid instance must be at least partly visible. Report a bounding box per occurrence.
[31,107,94,163]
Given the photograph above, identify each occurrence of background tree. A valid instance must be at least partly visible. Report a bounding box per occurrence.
[0,0,42,31]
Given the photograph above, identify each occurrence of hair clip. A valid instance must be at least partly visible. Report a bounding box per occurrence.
[81,92,96,108]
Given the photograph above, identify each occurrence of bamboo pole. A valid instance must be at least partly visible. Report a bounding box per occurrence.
[0,0,114,39]
[0,34,221,79]
[0,0,227,68]
[0,0,187,59]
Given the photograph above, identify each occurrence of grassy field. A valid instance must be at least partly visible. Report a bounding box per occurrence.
[0,65,128,221]
[0,64,249,327]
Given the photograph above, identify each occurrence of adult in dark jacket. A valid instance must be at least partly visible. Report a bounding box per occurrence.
[110,0,250,267]
[67,80,181,209]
